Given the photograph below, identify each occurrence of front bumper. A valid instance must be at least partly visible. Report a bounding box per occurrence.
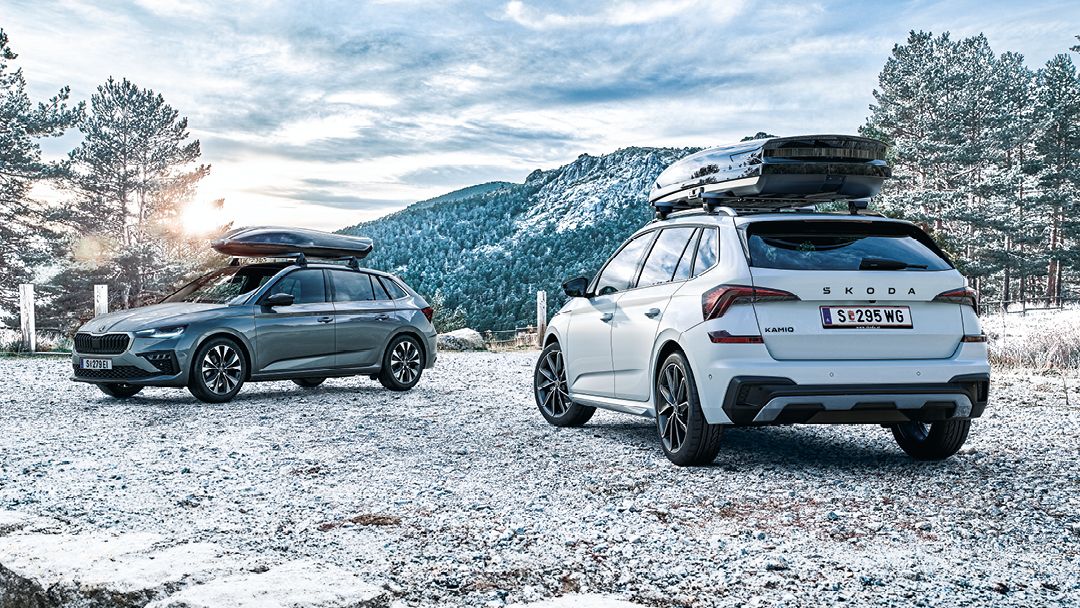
[721,373,990,425]
[71,337,190,387]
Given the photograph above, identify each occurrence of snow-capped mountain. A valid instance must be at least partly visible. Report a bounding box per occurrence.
[339,146,698,332]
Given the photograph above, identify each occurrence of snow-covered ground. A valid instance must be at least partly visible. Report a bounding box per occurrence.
[982,306,1080,369]
[0,353,1078,607]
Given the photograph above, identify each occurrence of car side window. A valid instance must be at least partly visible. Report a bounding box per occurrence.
[672,228,701,282]
[637,227,698,287]
[692,227,719,278]
[380,277,408,299]
[370,275,391,300]
[330,270,374,302]
[267,269,327,304]
[595,232,656,296]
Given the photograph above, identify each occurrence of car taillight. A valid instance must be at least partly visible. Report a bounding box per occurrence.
[421,306,434,322]
[933,287,978,311]
[701,284,799,321]
[708,331,764,344]
[961,334,987,343]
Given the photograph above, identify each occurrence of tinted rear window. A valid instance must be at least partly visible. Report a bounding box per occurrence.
[745,221,952,271]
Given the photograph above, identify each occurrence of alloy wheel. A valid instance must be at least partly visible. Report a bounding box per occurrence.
[536,348,570,417]
[657,362,690,453]
[390,340,422,384]
[201,344,243,395]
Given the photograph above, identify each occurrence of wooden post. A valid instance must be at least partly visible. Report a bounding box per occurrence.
[94,284,109,317]
[536,290,547,347]
[19,284,36,353]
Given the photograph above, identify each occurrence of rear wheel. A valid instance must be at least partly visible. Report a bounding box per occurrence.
[891,419,970,460]
[188,337,247,403]
[378,334,424,391]
[292,377,326,388]
[655,351,723,466]
[534,342,594,427]
[98,383,143,398]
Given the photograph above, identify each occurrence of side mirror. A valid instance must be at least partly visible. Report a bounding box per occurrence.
[264,292,295,307]
[562,277,590,298]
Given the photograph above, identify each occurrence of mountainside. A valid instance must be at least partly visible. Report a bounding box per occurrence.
[340,146,698,332]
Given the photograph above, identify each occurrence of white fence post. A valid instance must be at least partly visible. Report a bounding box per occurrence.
[536,290,547,347]
[19,284,36,353]
[94,284,109,317]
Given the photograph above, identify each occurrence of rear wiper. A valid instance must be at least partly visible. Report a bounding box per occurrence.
[859,257,928,270]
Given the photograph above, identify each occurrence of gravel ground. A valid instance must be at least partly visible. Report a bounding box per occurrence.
[1,352,1078,607]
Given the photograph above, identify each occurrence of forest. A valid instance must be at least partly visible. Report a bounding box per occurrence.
[1,28,1077,334]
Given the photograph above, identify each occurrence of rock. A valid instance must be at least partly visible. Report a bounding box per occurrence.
[437,328,487,351]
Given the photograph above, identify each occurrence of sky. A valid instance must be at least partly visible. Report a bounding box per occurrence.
[5,0,1079,231]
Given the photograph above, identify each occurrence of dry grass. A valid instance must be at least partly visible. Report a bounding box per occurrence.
[983,306,1080,370]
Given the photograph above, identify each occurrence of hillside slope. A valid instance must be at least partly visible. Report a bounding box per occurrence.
[340,146,698,331]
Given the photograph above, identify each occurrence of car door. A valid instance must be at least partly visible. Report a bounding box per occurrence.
[329,269,399,368]
[564,231,657,398]
[612,226,701,401]
[253,268,337,373]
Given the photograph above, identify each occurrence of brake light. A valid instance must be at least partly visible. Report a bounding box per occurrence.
[421,306,434,322]
[708,331,764,344]
[933,287,978,311]
[961,334,987,343]
[701,284,799,321]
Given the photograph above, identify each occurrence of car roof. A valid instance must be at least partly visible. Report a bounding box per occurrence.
[237,260,394,277]
[648,209,913,229]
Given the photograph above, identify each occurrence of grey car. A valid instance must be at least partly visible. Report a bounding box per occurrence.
[71,261,437,402]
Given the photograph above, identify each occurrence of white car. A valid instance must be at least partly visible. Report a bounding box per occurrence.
[534,208,990,466]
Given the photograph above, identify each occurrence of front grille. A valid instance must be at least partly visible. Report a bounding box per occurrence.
[73,365,153,380]
[74,333,130,355]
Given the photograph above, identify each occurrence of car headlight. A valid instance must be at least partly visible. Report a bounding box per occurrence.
[135,326,186,339]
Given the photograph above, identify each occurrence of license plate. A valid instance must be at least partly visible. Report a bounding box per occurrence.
[820,306,912,329]
[81,358,113,370]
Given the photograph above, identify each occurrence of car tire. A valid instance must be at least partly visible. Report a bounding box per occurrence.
[891,419,970,460]
[655,351,723,466]
[378,334,424,391]
[97,383,143,398]
[292,377,326,388]
[188,337,247,403]
[534,342,595,427]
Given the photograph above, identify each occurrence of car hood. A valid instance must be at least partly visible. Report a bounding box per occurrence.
[78,302,229,333]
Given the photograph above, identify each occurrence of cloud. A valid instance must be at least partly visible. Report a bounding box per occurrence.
[501,0,746,30]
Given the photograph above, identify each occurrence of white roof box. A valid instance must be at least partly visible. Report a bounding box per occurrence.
[649,135,891,215]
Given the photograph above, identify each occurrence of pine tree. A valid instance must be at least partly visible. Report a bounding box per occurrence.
[0,29,81,313]
[66,77,210,309]
[1031,51,1080,303]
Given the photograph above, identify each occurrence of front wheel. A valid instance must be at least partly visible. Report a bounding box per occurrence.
[891,419,970,460]
[188,337,247,403]
[98,383,143,398]
[534,342,594,427]
[655,351,723,466]
[378,335,424,391]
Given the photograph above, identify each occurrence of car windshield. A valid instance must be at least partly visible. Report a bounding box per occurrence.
[162,266,281,304]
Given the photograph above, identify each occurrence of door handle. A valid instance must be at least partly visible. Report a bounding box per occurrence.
[601,312,614,322]
[645,308,661,318]
[375,314,391,321]
[317,316,333,324]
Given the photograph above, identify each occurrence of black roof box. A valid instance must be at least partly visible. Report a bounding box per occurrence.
[649,135,891,215]
[212,226,373,259]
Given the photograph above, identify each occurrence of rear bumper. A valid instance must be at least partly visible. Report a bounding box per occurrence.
[721,373,990,425]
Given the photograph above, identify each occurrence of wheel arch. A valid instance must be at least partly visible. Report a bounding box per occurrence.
[385,328,429,367]
[191,330,255,380]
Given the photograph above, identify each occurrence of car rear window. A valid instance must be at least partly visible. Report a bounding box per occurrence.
[745,220,952,271]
